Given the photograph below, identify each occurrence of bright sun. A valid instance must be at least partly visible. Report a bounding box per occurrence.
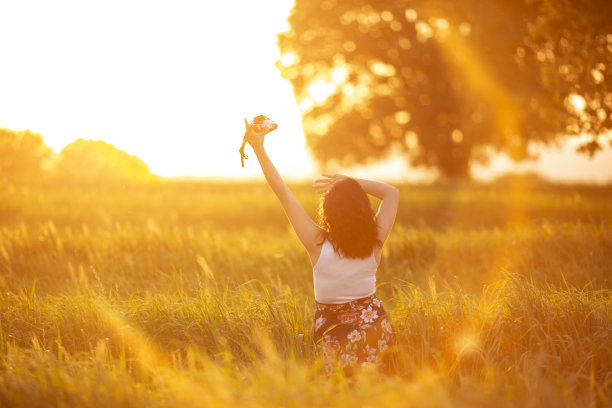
[0,0,313,179]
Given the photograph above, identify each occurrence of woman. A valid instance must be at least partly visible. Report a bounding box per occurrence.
[244,118,399,374]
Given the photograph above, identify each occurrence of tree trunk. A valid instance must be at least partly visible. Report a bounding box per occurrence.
[436,144,472,180]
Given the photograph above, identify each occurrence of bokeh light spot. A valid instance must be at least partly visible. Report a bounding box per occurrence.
[331,67,348,84]
[394,110,411,125]
[404,131,419,149]
[567,93,587,114]
[343,41,356,52]
[405,9,418,23]
[451,129,464,143]
[307,80,335,103]
[280,53,296,66]
[459,22,471,36]
[416,21,434,42]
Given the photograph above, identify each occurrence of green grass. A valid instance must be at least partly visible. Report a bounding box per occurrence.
[0,179,611,407]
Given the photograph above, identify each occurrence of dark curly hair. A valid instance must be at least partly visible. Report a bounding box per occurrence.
[319,178,380,258]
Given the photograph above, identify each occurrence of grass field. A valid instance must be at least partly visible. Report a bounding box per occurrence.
[0,178,611,407]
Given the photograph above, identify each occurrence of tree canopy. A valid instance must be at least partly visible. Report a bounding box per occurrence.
[55,139,156,183]
[277,0,611,178]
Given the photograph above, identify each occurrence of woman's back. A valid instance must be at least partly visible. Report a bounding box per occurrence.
[313,240,378,304]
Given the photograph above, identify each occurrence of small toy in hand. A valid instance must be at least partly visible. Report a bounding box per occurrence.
[239,115,278,167]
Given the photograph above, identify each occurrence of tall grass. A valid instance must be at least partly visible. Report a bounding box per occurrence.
[0,179,610,407]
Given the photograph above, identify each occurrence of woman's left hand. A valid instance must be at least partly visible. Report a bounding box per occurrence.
[243,118,268,150]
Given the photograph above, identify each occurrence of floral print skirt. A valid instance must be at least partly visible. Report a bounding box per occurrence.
[313,294,396,374]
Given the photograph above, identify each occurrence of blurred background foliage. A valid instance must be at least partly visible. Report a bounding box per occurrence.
[277,0,612,179]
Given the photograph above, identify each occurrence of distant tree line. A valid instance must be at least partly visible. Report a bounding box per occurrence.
[0,128,155,185]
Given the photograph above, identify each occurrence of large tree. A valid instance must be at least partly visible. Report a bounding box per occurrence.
[277,0,611,178]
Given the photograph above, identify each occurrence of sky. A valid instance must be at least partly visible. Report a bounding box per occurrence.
[1,0,611,183]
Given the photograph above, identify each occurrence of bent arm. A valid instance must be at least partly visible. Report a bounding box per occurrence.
[251,144,324,255]
[352,178,400,244]
[351,178,399,201]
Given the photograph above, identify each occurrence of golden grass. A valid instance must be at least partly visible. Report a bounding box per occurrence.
[0,179,610,407]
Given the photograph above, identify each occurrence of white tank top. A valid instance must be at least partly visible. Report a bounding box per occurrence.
[313,240,378,304]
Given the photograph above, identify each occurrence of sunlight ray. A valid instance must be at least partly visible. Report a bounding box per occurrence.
[92,298,223,404]
[418,4,523,157]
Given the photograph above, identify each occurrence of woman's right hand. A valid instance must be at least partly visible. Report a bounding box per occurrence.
[313,173,348,194]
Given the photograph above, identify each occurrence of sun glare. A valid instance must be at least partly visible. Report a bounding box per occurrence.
[0,0,310,179]
[422,8,522,155]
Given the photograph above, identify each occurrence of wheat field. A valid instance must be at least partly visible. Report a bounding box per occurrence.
[0,178,610,407]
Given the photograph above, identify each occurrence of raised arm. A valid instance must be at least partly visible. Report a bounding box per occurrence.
[245,121,324,259]
[314,174,399,245]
